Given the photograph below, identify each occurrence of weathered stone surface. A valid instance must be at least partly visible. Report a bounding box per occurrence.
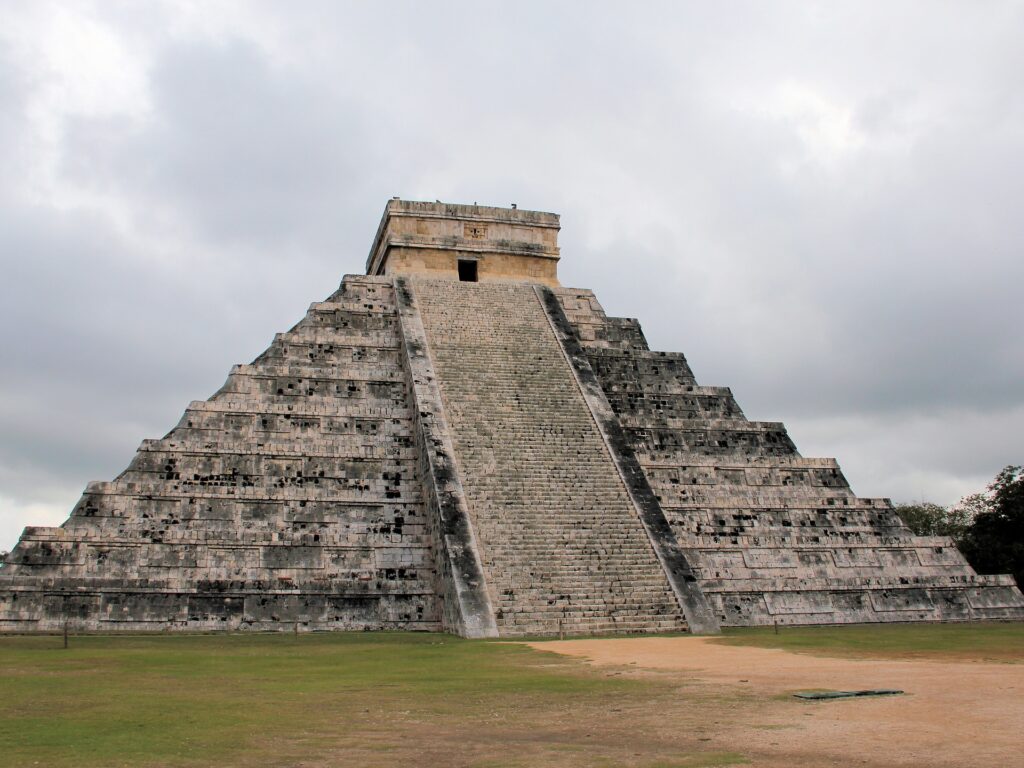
[367,200,561,286]
[2,199,1021,635]
[537,285,719,634]
[394,277,498,638]
[412,278,686,636]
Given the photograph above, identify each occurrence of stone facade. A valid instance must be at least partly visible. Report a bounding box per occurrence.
[2,199,1022,635]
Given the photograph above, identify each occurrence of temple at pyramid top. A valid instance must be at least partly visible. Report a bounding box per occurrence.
[366,199,561,285]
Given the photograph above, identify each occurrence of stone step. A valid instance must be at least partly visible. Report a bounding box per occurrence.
[184,399,412,418]
[701,572,1022,592]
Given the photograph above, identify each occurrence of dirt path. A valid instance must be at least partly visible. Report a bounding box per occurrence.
[525,637,1024,768]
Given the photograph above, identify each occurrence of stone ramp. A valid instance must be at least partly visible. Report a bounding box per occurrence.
[411,279,686,636]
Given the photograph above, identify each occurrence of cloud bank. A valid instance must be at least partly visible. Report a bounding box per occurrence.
[1,1,1022,549]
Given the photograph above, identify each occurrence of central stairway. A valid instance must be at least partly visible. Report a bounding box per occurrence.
[412,279,686,636]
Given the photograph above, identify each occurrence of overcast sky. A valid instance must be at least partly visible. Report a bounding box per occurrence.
[1,1,1022,551]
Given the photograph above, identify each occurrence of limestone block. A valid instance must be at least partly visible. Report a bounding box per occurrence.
[869,589,936,612]
[261,546,324,570]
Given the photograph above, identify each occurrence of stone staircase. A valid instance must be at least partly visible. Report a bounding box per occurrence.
[412,279,686,636]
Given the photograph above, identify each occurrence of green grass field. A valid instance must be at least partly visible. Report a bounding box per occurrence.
[1,623,1020,767]
[717,621,1024,662]
[0,632,743,768]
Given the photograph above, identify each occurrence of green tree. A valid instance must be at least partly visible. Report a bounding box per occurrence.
[894,502,972,540]
[895,502,946,535]
[959,466,1024,589]
[952,492,992,521]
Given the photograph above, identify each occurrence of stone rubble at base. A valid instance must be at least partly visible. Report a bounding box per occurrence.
[1,199,1021,636]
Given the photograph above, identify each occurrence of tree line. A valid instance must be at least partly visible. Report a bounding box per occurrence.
[895,465,1023,589]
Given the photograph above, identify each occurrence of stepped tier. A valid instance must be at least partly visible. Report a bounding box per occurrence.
[551,286,1024,626]
[0,276,441,632]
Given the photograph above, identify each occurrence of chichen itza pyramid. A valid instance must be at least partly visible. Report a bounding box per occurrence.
[2,200,1022,637]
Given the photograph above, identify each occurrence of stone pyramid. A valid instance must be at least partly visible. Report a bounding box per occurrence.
[2,200,1021,636]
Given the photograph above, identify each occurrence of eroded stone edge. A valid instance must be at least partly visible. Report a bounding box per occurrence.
[394,277,499,638]
[535,285,722,635]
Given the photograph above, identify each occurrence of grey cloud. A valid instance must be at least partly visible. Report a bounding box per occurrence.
[61,38,382,254]
[1,2,1022,550]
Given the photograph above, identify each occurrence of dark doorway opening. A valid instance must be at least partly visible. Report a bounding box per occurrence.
[458,259,478,282]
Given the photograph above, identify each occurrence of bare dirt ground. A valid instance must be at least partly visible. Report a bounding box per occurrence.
[525,636,1024,768]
